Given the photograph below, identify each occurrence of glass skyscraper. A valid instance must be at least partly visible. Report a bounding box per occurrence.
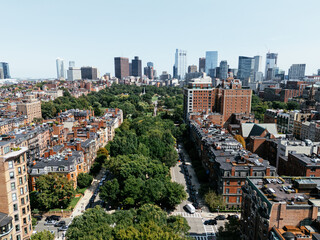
[205,51,218,75]
[0,62,11,79]
[173,49,187,80]
[56,58,65,79]
[265,52,278,78]
[238,56,255,86]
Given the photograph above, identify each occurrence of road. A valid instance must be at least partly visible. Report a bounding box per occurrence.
[171,144,229,240]
[33,169,106,239]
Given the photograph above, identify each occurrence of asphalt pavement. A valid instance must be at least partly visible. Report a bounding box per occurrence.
[170,144,231,240]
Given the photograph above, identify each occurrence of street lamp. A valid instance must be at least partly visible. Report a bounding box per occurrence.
[217,206,220,215]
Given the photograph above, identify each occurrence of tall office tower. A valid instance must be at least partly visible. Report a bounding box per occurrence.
[199,57,206,72]
[238,56,255,86]
[0,62,11,79]
[229,69,238,78]
[219,60,229,80]
[173,49,187,80]
[147,62,154,68]
[81,67,98,80]
[0,68,4,79]
[69,61,75,68]
[56,58,65,79]
[288,64,306,79]
[114,57,129,79]
[0,143,33,240]
[144,64,154,80]
[318,69,320,76]
[253,55,262,73]
[205,51,218,76]
[67,67,82,81]
[132,56,142,77]
[265,52,278,78]
[188,65,197,73]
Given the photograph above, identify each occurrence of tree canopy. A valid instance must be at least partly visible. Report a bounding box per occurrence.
[66,205,190,240]
[77,173,93,188]
[30,174,74,211]
[31,230,55,240]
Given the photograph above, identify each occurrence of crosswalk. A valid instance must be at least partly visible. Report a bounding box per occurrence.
[190,234,216,240]
[171,212,202,218]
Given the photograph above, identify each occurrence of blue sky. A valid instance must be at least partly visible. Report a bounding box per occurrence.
[1,0,320,78]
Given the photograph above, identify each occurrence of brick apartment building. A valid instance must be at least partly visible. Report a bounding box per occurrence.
[242,176,320,240]
[190,121,276,209]
[16,95,42,124]
[184,78,252,126]
[0,143,33,240]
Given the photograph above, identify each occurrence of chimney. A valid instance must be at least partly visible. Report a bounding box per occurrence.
[65,155,68,160]
[76,142,81,151]
[266,167,270,176]
[250,167,253,176]
[231,166,235,176]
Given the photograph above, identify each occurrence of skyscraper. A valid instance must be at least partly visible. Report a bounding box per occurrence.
[147,62,154,68]
[199,57,206,72]
[265,52,278,78]
[188,65,197,73]
[81,67,98,80]
[173,49,187,80]
[67,67,82,81]
[253,55,262,73]
[219,60,229,80]
[238,56,255,86]
[288,64,306,79]
[114,57,129,79]
[132,56,142,77]
[205,51,218,76]
[144,62,154,80]
[0,62,11,79]
[56,58,65,79]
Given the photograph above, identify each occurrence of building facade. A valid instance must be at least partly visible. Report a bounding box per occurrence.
[131,56,142,77]
[16,95,42,124]
[288,64,306,80]
[114,57,129,79]
[205,51,218,76]
[173,49,187,80]
[81,67,98,80]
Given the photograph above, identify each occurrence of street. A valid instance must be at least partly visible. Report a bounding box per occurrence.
[170,144,229,240]
[33,169,106,239]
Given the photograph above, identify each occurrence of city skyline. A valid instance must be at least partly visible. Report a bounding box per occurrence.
[1,0,320,78]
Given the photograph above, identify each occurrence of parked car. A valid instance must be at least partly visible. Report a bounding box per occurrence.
[50,215,61,221]
[54,221,66,227]
[58,225,68,232]
[204,219,217,225]
[227,215,239,220]
[44,220,56,225]
[184,204,196,214]
[215,215,226,220]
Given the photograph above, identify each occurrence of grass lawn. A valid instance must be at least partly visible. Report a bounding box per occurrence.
[77,187,87,195]
[48,196,81,212]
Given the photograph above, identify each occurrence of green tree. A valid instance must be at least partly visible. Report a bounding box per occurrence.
[205,191,225,212]
[77,173,93,188]
[217,218,242,240]
[31,230,55,240]
[287,101,300,110]
[100,178,120,207]
[32,174,74,210]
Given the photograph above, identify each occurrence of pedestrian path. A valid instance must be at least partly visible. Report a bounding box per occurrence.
[171,212,202,218]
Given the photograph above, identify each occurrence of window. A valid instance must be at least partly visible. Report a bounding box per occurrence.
[11,183,16,190]
[14,214,19,221]
[19,178,23,185]
[24,175,27,183]
[22,208,25,215]
[26,195,28,202]
[22,166,25,173]
[237,197,240,203]
[27,205,29,212]
[15,224,20,232]
[8,161,13,169]
[10,172,14,179]
[226,188,230,194]
[311,175,315,177]
[20,188,24,195]
[237,188,241,194]
[226,180,230,186]
[23,218,27,224]
[24,227,27,234]
[25,186,27,193]
[226,197,229,203]
[16,157,20,164]
[12,193,17,201]
[21,198,25,205]
[18,167,21,174]
[13,204,18,211]
[238,180,241,186]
